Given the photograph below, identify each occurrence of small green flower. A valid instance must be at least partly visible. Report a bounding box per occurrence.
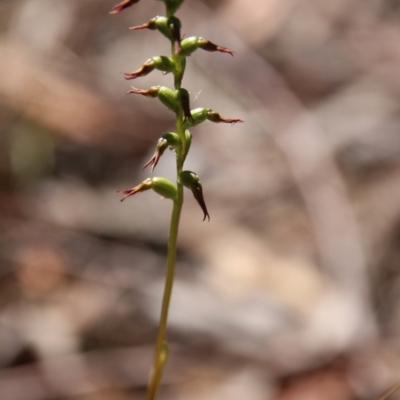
[118,177,177,201]
[143,133,180,171]
[180,37,234,57]
[131,16,183,55]
[184,108,243,127]
[127,86,179,112]
[124,56,175,80]
[179,171,210,221]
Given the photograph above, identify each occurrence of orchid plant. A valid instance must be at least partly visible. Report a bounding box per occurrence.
[110,0,242,398]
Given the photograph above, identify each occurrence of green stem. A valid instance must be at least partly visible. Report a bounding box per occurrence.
[146,188,183,400]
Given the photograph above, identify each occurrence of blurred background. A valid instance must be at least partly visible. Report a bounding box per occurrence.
[1,0,400,399]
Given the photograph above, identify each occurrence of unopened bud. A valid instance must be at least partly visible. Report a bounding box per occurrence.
[180,36,234,57]
[124,56,175,80]
[110,0,140,14]
[179,171,210,221]
[118,177,177,202]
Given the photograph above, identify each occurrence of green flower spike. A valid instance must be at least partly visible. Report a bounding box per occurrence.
[112,0,242,397]
[179,171,210,221]
[110,0,140,14]
[180,36,235,57]
[118,177,177,201]
[143,132,180,171]
[124,56,175,80]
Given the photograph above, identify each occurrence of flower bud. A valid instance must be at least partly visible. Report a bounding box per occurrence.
[110,0,140,14]
[118,177,177,202]
[179,171,210,221]
[127,86,179,113]
[180,36,234,57]
[143,132,180,171]
[124,56,175,80]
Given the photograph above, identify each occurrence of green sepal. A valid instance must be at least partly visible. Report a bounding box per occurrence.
[152,56,175,73]
[162,132,181,148]
[151,177,177,200]
[157,87,178,112]
[180,36,200,56]
[154,16,173,40]
[184,108,208,128]
[179,170,199,187]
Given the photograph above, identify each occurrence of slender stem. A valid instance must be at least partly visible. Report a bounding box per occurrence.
[146,188,183,400]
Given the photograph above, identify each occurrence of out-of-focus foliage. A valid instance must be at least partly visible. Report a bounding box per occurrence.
[1,0,400,399]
